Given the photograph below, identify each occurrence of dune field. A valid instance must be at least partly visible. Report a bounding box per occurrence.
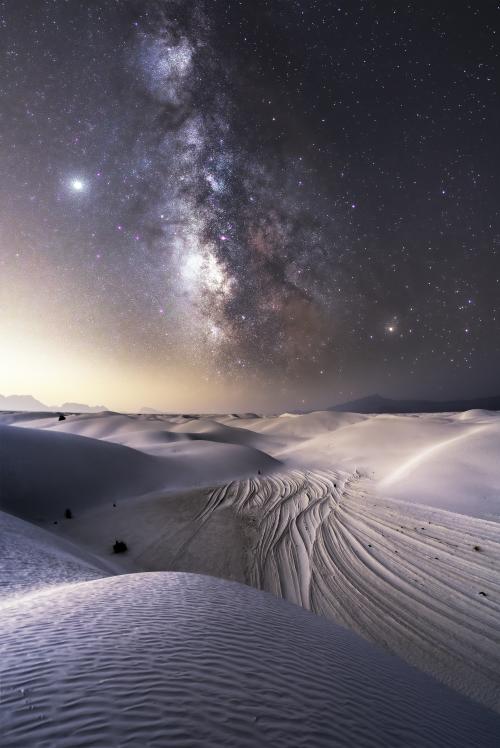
[1,408,500,745]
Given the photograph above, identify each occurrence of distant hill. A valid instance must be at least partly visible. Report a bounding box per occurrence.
[330,393,500,414]
[0,394,107,413]
[0,394,47,411]
[58,402,107,413]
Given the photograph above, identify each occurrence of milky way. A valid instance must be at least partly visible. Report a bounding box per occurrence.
[129,1,344,376]
[1,1,499,409]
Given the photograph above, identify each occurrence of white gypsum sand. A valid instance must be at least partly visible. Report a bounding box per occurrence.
[2,572,500,748]
[1,407,500,729]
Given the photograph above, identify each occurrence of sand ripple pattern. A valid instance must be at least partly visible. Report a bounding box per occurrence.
[200,469,500,710]
[0,512,107,603]
[2,573,500,748]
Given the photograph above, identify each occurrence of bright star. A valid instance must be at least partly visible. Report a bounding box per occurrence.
[70,178,86,192]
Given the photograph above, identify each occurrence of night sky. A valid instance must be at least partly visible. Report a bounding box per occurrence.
[1,0,499,411]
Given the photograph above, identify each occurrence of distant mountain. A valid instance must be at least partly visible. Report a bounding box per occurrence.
[0,394,107,413]
[58,402,107,413]
[139,406,161,414]
[0,394,47,411]
[330,393,500,414]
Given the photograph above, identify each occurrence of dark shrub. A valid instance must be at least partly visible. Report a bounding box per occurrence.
[113,540,128,554]
[65,508,72,519]
[58,414,66,421]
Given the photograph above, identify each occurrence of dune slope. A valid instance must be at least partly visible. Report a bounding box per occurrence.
[2,572,500,748]
[3,409,500,716]
[0,423,279,521]
[200,469,500,710]
[0,511,114,602]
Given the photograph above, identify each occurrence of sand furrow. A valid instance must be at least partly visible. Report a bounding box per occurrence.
[202,468,500,710]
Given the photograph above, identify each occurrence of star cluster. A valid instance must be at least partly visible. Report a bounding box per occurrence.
[0,0,499,410]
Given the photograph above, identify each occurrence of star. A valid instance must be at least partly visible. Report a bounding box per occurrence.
[70,178,86,193]
[0,0,498,411]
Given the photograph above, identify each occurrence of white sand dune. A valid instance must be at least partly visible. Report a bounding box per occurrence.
[2,406,500,736]
[265,410,500,520]
[199,469,500,709]
[2,572,500,748]
[13,408,500,520]
[47,411,278,455]
[379,420,500,517]
[0,422,279,521]
[7,454,497,708]
[228,409,366,438]
[0,424,175,520]
[0,511,116,603]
